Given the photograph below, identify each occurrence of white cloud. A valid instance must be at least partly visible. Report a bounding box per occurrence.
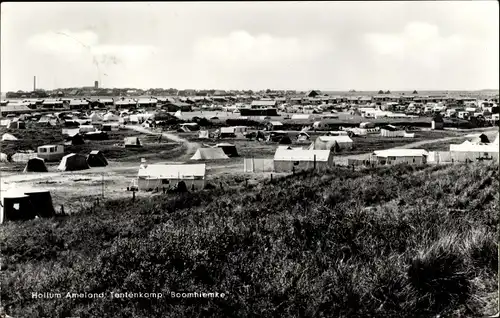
[364,22,465,68]
[25,30,158,66]
[192,30,334,69]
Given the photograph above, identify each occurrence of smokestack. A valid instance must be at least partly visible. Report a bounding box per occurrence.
[33,76,36,91]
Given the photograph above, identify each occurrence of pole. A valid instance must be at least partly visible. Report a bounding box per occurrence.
[314,154,316,170]
[102,172,104,198]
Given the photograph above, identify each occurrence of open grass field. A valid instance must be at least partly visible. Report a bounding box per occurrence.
[1,163,497,317]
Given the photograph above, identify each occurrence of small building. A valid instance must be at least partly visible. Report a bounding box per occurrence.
[137,163,206,191]
[37,145,65,162]
[372,149,428,165]
[267,121,284,131]
[273,148,333,172]
[380,125,406,138]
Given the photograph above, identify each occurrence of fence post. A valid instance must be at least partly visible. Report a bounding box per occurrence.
[314,154,316,170]
[132,190,136,202]
[60,205,64,215]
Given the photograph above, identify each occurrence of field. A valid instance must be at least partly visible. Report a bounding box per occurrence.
[1,163,498,317]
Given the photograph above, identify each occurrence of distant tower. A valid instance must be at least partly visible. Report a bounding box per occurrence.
[33,76,36,91]
[94,81,99,89]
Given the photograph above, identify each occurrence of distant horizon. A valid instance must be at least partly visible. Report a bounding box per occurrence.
[1,2,498,92]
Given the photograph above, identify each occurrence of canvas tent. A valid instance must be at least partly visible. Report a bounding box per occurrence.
[137,163,206,191]
[198,130,209,139]
[215,143,239,157]
[65,133,85,145]
[309,136,353,150]
[0,192,36,223]
[8,121,26,129]
[24,157,48,172]
[2,133,18,141]
[0,153,8,162]
[11,152,38,163]
[191,147,229,160]
[124,136,142,148]
[219,127,236,138]
[87,150,108,167]
[471,133,490,144]
[103,112,120,122]
[372,149,428,165]
[57,153,90,171]
[279,135,293,145]
[89,112,103,123]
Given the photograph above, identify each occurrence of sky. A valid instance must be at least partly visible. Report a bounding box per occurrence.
[1,1,498,92]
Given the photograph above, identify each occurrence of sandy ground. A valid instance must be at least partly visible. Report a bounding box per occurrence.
[1,126,498,213]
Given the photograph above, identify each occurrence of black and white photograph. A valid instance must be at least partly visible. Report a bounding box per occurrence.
[0,1,499,317]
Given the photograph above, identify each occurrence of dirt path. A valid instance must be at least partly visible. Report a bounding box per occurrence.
[124,125,200,155]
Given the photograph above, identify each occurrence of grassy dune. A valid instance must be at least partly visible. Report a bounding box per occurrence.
[1,163,498,317]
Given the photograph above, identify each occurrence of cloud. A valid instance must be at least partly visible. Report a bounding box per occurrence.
[25,30,158,66]
[364,22,465,68]
[192,30,334,69]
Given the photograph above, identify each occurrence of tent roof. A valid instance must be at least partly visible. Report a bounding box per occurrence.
[274,148,331,162]
[373,149,428,157]
[138,164,206,178]
[191,148,229,160]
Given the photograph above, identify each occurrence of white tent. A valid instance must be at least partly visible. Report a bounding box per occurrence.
[0,153,8,162]
[89,112,103,123]
[198,130,209,139]
[137,163,206,191]
[2,133,18,141]
[174,110,183,119]
[309,136,353,150]
[103,112,120,122]
[190,148,229,160]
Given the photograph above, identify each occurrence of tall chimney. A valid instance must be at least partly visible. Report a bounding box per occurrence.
[33,76,36,91]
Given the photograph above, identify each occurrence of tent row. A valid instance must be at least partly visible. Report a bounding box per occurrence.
[21,151,108,172]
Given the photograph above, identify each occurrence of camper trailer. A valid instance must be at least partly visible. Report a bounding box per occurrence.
[37,145,65,162]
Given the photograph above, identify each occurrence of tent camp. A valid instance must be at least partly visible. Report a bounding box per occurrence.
[309,136,353,150]
[8,121,26,129]
[191,147,229,160]
[124,137,142,148]
[24,157,48,172]
[57,153,90,171]
[199,130,209,139]
[137,163,206,191]
[65,133,85,145]
[87,150,108,167]
[273,148,333,172]
[2,133,18,141]
[215,143,239,157]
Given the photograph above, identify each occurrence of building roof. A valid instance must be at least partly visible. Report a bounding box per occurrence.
[251,100,277,107]
[1,104,31,113]
[317,136,353,143]
[274,148,331,162]
[373,149,428,157]
[138,164,206,179]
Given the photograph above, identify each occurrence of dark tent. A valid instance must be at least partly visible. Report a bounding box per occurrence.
[256,131,266,141]
[24,157,48,172]
[87,150,108,167]
[124,137,142,148]
[432,113,444,123]
[8,121,26,129]
[472,133,490,144]
[279,135,292,145]
[215,143,239,157]
[1,194,36,223]
[65,133,85,145]
[24,190,56,218]
[84,131,109,140]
